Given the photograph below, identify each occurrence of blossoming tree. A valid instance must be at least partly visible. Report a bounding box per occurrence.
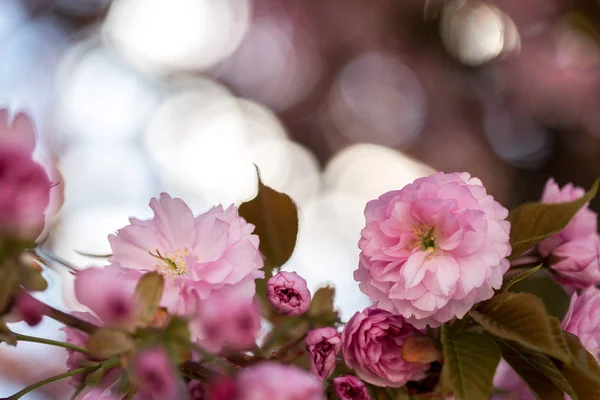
[1,109,600,399]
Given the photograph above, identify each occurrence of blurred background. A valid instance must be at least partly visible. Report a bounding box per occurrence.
[2,0,600,397]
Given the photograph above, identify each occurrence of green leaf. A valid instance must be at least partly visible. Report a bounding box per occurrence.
[507,179,599,259]
[508,269,570,320]
[501,265,542,292]
[470,292,569,362]
[307,286,340,327]
[497,340,574,400]
[85,367,106,386]
[560,333,600,399]
[133,272,164,325]
[440,326,500,400]
[86,328,134,359]
[238,166,299,269]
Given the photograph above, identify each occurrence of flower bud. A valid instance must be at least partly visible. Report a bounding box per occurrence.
[132,348,180,399]
[333,375,370,400]
[13,293,46,327]
[306,327,341,379]
[266,271,311,316]
[547,234,600,289]
[187,380,207,400]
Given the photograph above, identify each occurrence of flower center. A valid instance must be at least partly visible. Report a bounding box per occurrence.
[149,248,190,276]
[414,226,438,253]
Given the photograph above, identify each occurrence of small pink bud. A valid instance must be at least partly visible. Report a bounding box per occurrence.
[132,348,179,399]
[266,271,311,316]
[207,375,238,400]
[306,327,341,379]
[333,375,370,400]
[187,380,207,400]
[13,293,46,327]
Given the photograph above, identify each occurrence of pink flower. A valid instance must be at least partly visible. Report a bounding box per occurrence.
[234,362,325,400]
[132,348,180,400]
[561,286,600,358]
[207,376,238,400]
[548,234,600,288]
[341,306,430,387]
[266,271,311,316]
[108,194,264,338]
[538,178,598,256]
[74,266,136,325]
[355,172,511,328]
[12,293,46,327]
[0,147,51,239]
[333,375,370,400]
[306,327,341,379]
[187,380,207,400]
[0,109,37,154]
[194,281,262,353]
[77,389,118,400]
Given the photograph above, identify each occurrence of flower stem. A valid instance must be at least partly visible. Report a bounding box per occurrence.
[7,366,94,399]
[14,333,90,354]
[30,296,98,334]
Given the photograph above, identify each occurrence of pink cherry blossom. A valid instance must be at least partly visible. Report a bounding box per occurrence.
[108,194,264,339]
[355,172,511,328]
[234,362,325,400]
[187,380,207,400]
[333,375,370,400]
[548,234,600,288]
[0,109,36,154]
[12,293,46,327]
[74,265,136,325]
[341,306,430,387]
[194,281,262,353]
[306,327,341,379]
[0,146,51,239]
[266,271,311,316]
[538,178,598,257]
[132,348,180,400]
[561,286,600,358]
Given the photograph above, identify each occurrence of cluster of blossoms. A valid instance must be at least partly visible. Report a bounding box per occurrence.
[2,108,600,400]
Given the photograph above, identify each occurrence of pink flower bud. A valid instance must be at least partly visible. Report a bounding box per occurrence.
[74,265,136,324]
[306,327,341,379]
[561,286,600,357]
[132,348,180,399]
[0,147,51,239]
[78,389,118,400]
[266,271,311,316]
[13,293,46,327]
[538,178,598,257]
[341,306,430,387]
[194,283,261,353]
[333,375,370,400]
[548,234,600,288]
[207,376,238,400]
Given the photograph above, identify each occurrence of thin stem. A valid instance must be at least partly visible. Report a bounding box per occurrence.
[7,366,94,400]
[122,389,137,400]
[31,296,99,334]
[509,255,541,268]
[271,332,307,360]
[14,333,90,355]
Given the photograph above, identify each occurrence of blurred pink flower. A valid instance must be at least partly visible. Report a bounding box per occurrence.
[266,271,311,316]
[355,172,511,328]
[108,194,264,338]
[78,389,118,400]
[538,178,598,257]
[306,327,341,379]
[0,147,51,239]
[132,348,180,400]
[234,362,325,400]
[74,265,136,325]
[187,380,207,400]
[194,281,262,353]
[561,286,600,358]
[549,234,600,288]
[333,375,370,400]
[493,359,535,400]
[0,109,36,154]
[12,293,46,327]
[341,306,430,387]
